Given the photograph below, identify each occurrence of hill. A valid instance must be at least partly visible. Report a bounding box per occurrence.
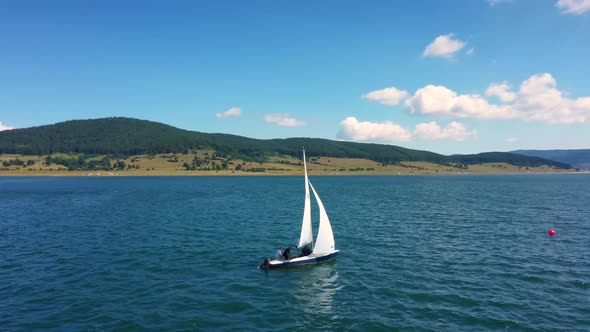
[0,117,571,169]
[512,149,590,170]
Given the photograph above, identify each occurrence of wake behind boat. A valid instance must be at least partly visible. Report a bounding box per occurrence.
[260,148,339,269]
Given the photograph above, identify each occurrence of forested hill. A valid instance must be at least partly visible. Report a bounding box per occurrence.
[0,117,571,168]
[512,149,590,170]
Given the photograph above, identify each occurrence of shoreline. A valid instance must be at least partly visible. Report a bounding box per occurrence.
[1,170,587,177]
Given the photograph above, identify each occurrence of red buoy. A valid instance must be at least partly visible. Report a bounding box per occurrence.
[548,229,555,237]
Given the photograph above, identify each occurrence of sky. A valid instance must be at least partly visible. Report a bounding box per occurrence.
[1,0,589,155]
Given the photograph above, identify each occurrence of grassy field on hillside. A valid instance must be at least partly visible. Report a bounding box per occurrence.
[0,153,576,176]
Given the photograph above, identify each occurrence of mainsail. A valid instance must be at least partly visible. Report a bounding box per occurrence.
[297,149,313,248]
[309,181,335,254]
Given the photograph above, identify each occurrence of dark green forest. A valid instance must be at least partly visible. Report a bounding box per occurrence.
[0,117,571,169]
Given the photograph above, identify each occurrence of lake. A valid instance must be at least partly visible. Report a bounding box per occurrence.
[1,175,589,331]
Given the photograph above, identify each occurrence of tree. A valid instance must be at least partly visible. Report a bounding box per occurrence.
[114,160,126,170]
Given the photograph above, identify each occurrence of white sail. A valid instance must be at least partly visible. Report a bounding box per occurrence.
[298,149,313,248]
[309,181,335,254]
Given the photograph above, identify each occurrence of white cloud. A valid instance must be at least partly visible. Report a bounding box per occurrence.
[515,73,590,124]
[337,117,412,142]
[422,34,466,58]
[370,73,590,124]
[363,87,408,105]
[556,0,590,14]
[0,121,14,131]
[337,117,475,142]
[216,107,242,119]
[506,137,519,143]
[265,113,306,127]
[466,48,475,56]
[405,84,515,120]
[414,121,477,141]
[487,0,512,6]
[485,82,517,102]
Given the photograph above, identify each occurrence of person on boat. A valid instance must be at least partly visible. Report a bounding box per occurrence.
[276,246,285,260]
[282,247,293,260]
[300,245,313,257]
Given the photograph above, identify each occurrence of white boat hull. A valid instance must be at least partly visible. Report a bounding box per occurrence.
[260,250,339,269]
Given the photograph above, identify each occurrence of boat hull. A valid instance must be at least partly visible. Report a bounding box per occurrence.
[260,250,339,269]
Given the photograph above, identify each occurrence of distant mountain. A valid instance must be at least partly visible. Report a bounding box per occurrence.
[512,149,590,170]
[0,117,571,169]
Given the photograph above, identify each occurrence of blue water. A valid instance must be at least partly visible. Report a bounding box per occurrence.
[1,175,589,331]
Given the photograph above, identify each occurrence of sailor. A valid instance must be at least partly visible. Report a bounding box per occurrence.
[276,246,285,260]
[283,247,293,260]
[301,245,313,256]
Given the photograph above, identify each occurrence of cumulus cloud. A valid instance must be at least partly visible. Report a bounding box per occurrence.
[506,137,519,143]
[466,48,475,56]
[485,82,517,102]
[405,84,516,120]
[265,113,306,127]
[216,107,242,119]
[366,73,590,125]
[337,117,475,142]
[414,121,477,141]
[0,121,14,131]
[363,87,408,106]
[555,0,590,14]
[515,73,590,124]
[338,117,412,142]
[422,34,466,58]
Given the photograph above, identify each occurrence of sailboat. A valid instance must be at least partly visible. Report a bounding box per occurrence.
[260,148,339,269]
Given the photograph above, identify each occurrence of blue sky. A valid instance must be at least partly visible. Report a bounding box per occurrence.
[1,0,589,155]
